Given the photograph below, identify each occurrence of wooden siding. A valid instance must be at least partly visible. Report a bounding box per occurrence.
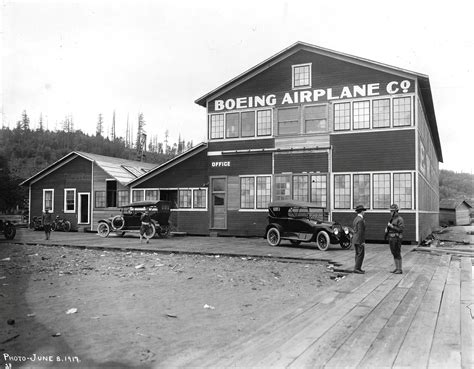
[30,156,92,229]
[209,153,272,176]
[419,212,439,240]
[170,211,209,235]
[214,210,268,237]
[331,130,416,172]
[208,138,274,152]
[208,50,415,113]
[332,212,416,242]
[274,152,328,173]
[227,176,240,211]
[135,150,208,188]
[418,174,439,212]
[274,134,330,150]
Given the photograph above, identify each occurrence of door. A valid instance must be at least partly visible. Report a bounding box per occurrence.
[211,177,226,229]
[78,193,90,224]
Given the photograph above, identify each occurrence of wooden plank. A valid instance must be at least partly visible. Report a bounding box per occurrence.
[428,258,462,368]
[392,254,449,368]
[460,257,473,369]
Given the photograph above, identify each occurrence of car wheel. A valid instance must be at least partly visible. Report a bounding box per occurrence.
[112,215,125,230]
[266,227,281,246]
[290,240,301,246]
[63,220,72,232]
[144,223,156,239]
[316,231,330,251]
[158,225,170,238]
[97,223,110,238]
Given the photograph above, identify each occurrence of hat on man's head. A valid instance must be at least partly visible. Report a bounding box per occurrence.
[355,205,367,213]
[390,204,399,211]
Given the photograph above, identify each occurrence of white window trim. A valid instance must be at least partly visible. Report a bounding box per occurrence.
[239,175,272,211]
[292,63,312,90]
[209,113,225,140]
[176,187,208,211]
[63,188,76,213]
[43,189,54,213]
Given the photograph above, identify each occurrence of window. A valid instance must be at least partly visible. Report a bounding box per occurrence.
[241,111,255,137]
[226,113,239,138]
[353,174,370,209]
[334,103,351,131]
[193,189,207,209]
[393,97,412,127]
[64,189,76,213]
[394,173,412,209]
[117,190,129,207]
[373,173,391,209]
[278,108,299,135]
[95,191,106,208]
[373,99,390,128]
[257,110,272,136]
[304,105,328,133]
[106,180,117,207]
[145,190,159,201]
[132,189,144,202]
[293,175,309,201]
[275,175,291,200]
[292,63,311,88]
[210,114,224,139]
[310,174,327,207]
[353,100,370,130]
[43,189,54,212]
[334,175,350,209]
[240,177,255,209]
[256,176,271,209]
[179,189,192,208]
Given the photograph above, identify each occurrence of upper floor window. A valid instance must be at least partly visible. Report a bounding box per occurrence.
[292,63,311,89]
[226,113,239,138]
[257,110,272,136]
[353,101,370,130]
[372,98,390,128]
[304,105,328,133]
[393,97,412,127]
[278,107,299,135]
[241,111,255,137]
[210,114,224,139]
[334,102,351,131]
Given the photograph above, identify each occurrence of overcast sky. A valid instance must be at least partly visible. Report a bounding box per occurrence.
[1,0,473,173]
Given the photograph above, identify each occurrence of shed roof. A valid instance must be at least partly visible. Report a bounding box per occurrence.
[439,199,472,210]
[195,41,442,162]
[20,151,157,186]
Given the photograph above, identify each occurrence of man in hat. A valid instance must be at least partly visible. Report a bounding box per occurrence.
[386,204,405,274]
[352,204,367,274]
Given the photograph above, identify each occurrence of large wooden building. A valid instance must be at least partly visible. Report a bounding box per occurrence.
[130,42,442,242]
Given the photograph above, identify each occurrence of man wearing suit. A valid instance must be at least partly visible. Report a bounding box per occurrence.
[352,204,367,274]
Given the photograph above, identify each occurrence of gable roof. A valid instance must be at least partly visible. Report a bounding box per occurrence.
[20,151,157,187]
[195,41,442,162]
[128,142,208,187]
[439,199,472,210]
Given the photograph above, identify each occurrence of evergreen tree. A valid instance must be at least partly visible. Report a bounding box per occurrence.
[20,110,30,130]
[111,110,116,141]
[96,114,104,136]
[38,113,44,131]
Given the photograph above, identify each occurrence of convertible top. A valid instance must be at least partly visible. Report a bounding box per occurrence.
[119,200,170,208]
[268,200,325,209]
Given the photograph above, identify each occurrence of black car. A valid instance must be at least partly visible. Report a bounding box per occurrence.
[0,219,16,240]
[97,201,171,239]
[265,200,352,251]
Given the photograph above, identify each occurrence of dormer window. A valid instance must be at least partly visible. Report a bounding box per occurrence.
[292,63,311,89]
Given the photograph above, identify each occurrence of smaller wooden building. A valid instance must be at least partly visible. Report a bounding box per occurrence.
[20,151,157,231]
[439,199,472,226]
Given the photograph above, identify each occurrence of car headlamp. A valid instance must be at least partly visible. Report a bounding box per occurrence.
[343,227,349,234]
[333,228,339,235]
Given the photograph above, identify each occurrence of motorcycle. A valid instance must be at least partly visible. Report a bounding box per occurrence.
[0,219,16,240]
[29,216,44,231]
[52,216,72,232]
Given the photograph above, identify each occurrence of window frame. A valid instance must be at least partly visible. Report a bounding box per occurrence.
[334,174,351,209]
[334,102,351,131]
[372,98,391,128]
[63,188,76,213]
[43,189,54,212]
[373,173,391,209]
[353,174,371,209]
[95,190,106,208]
[277,107,300,136]
[292,63,312,89]
[209,113,225,139]
[304,104,328,134]
[256,109,272,137]
[239,175,272,210]
[393,172,413,209]
[310,174,327,208]
[393,96,413,127]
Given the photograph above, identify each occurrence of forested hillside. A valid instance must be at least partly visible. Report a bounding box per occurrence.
[439,169,474,201]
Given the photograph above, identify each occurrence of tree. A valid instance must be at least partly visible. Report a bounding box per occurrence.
[96,114,104,136]
[38,113,44,131]
[136,113,146,161]
[62,115,74,132]
[20,110,30,130]
[111,110,116,141]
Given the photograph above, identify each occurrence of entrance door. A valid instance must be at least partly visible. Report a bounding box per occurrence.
[211,177,226,229]
[78,193,90,224]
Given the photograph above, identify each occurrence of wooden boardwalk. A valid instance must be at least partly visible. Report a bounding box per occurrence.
[176,248,473,369]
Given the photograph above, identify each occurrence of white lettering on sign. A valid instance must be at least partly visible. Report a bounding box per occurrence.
[213,80,412,111]
[211,161,230,167]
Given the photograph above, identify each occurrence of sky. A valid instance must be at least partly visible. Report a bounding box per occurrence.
[1,0,473,173]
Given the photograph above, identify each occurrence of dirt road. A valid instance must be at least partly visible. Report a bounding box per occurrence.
[1,243,334,368]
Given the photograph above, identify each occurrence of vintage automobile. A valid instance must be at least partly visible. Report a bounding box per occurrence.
[97,200,171,239]
[265,200,352,251]
[0,219,16,240]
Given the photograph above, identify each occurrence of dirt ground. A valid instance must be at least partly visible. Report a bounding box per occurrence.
[0,242,334,368]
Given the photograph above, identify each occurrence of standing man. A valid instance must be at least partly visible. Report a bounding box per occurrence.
[386,204,404,274]
[42,209,53,240]
[352,204,367,274]
[140,208,152,244]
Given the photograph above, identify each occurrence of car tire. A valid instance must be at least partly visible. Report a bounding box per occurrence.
[316,231,330,251]
[290,240,301,246]
[4,226,16,240]
[112,215,125,230]
[266,227,281,246]
[63,220,72,232]
[144,223,156,239]
[97,222,110,238]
